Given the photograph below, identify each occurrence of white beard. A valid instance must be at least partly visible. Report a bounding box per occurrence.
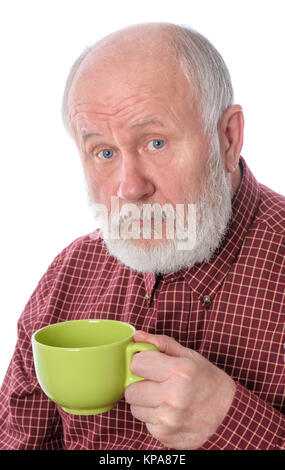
[87,135,233,274]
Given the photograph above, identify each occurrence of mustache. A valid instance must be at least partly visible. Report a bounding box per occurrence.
[118,204,174,225]
[89,198,197,236]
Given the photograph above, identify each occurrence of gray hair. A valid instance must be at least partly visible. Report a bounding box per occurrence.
[61,23,234,138]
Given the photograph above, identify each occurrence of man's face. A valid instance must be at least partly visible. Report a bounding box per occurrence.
[67,47,232,272]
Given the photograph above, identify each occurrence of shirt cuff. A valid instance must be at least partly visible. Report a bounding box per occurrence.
[198,381,285,450]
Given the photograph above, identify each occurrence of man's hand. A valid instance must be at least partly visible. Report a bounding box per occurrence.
[124,331,236,450]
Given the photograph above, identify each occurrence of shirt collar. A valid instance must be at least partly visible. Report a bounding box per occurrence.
[143,157,261,298]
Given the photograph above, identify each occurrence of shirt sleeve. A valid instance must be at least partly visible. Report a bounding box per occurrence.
[199,381,285,450]
[0,253,65,450]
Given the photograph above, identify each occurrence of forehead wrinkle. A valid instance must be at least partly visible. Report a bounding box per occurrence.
[70,94,167,135]
[74,103,184,144]
[70,79,195,143]
[69,91,154,126]
[81,117,165,140]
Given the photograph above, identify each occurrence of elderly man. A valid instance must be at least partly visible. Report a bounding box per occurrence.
[0,23,284,451]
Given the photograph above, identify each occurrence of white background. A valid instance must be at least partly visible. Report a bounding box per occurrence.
[0,0,284,384]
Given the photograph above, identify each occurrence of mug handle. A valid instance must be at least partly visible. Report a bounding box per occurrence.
[125,341,158,388]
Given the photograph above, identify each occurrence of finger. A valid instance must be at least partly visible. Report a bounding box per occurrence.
[145,422,175,448]
[130,350,177,382]
[130,405,184,438]
[125,379,166,407]
[130,405,160,426]
[134,331,193,359]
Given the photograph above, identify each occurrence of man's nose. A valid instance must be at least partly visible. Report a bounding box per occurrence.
[116,155,155,202]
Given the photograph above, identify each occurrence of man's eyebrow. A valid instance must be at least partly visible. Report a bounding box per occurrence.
[129,118,165,129]
[81,131,103,142]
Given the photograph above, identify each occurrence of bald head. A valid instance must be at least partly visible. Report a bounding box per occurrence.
[66,24,187,134]
[85,23,178,63]
[62,22,234,137]
[67,24,180,116]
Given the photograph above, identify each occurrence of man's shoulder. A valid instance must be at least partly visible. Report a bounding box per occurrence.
[62,229,105,254]
[51,229,111,269]
[254,183,285,236]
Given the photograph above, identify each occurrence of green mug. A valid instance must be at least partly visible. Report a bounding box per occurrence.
[32,319,158,415]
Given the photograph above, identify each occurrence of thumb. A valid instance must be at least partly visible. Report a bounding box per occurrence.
[133,330,191,358]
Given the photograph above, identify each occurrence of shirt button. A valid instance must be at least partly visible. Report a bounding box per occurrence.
[145,294,150,300]
[202,295,211,307]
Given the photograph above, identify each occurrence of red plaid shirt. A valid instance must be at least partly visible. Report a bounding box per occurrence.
[0,157,284,450]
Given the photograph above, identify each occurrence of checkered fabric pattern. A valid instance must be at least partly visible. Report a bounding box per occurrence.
[0,157,284,450]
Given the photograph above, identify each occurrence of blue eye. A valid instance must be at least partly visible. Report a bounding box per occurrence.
[98,149,114,159]
[148,139,165,150]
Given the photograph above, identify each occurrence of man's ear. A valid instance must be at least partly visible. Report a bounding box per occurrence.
[219,105,244,173]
